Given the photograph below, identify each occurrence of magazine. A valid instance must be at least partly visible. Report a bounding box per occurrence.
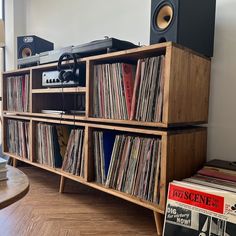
[163,181,236,236]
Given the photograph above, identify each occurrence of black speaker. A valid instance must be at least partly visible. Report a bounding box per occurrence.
[17,35,54,59]
[150,0,216,57]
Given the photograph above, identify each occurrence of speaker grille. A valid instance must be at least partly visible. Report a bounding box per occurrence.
[154,4,174,31]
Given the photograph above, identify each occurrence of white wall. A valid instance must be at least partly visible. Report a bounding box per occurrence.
[25,0,150,48]
[207,0,236,162]
[5,0,236,161]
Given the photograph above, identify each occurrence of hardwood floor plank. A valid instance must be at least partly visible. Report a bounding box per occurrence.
[0,167,157,236]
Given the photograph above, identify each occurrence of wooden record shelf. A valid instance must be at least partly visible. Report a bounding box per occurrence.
[2,42,211,128]
[2,115,207,212]
[2,42,211,235]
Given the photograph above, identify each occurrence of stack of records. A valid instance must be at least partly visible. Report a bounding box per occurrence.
[0,157,7,181]
[93,131,162,203]
[6,74,30,112]
[6,120,29,159]
[184,159,236,192]
[36,123,66,168]
[62,129,85,177]
[163,159,236,235]
[92,55,165,122]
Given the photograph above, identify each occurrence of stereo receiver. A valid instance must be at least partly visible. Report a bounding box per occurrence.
[42,70,80,87]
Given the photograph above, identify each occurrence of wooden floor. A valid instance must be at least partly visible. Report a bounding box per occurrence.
[0,167,158,236]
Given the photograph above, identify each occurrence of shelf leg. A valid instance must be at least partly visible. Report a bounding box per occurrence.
[12,158,18,167]
[59,176,66,193]
[153,211,164,236]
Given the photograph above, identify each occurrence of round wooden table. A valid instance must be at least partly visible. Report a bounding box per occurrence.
[0,165,29,209]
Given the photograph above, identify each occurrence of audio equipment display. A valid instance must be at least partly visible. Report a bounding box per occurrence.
[150,0,216,57]
[57,53,86,86]
[18,54,40,68]
[72,37,138,56]
[41,110,66,114]
[40,46,73,65]
[17,46,72,69]
[18,37,138,68]
[42,53,86,88]
[17,35,54,59]
[42,70,80,87]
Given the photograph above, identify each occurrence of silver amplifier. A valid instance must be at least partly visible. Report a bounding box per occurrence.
[42,70,80,87]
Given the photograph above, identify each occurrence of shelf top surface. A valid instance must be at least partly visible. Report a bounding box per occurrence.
[3,42,210,75]
[3,112,206,136]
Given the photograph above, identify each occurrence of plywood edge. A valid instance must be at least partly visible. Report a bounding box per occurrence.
[85,42,172,61]
[87,117,167,128]
[3,115,31,120]
[171,42,211,61]
[167,46,211,124]
[32,87,86,94]
[4,59,88,75]
[166,128,207,184]
[162,45,172,124]
[3,67,31,75]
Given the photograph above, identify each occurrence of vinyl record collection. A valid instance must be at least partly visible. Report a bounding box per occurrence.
[62,129,85,177]
[184,159,236,192]
[6,74,30,112]
[92,56,165,122]
[36,123,85,177]
[6,119,29,159]
[93,131,162,203]
[36,123,64,168]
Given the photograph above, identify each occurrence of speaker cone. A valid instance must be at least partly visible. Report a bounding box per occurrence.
[155,4,173,30]
[21,47,32,58]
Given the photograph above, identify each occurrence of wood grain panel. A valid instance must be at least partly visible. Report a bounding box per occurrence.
[0,165,29,210]
[86,60,94,117]
[166,128,207,183]
[168,46,211,124]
